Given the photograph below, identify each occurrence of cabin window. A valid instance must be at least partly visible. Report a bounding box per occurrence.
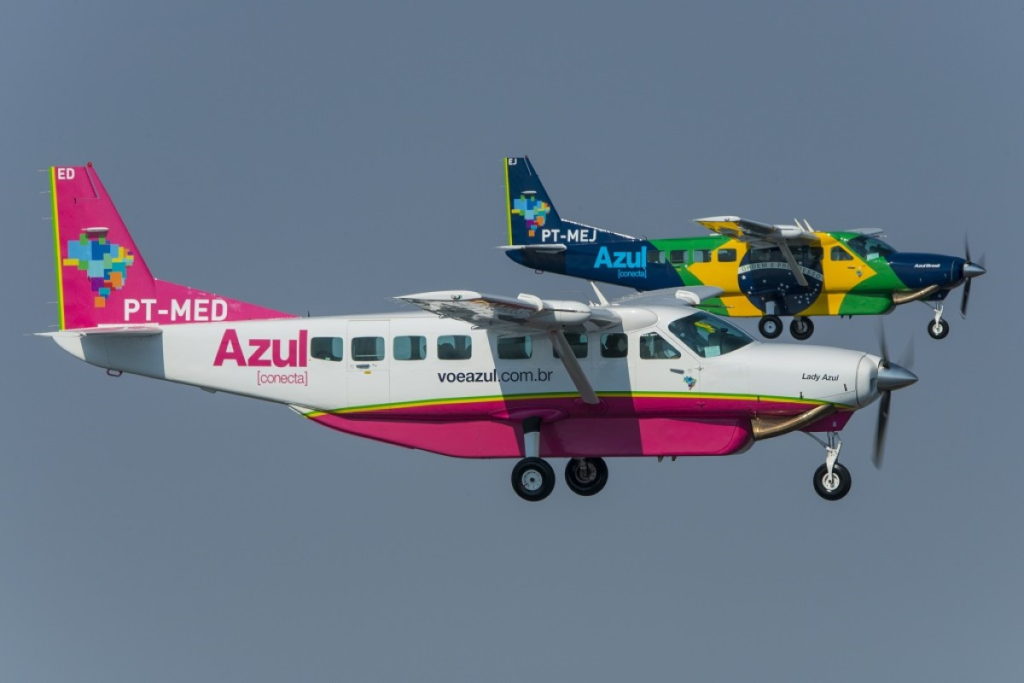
[717,248,737,262]
[393,335,427,361]
[668,312,754,358]
[352,337,385,361]
[846,235,895,261]
[438,335,472,360]
[639,332,681,360]
[310,336,344,362]
[600,333,628,358]
[552,333,589,359]
[831,246,854,262]
[647,249,664,264]
[692,249,711,263]
[669,250,687,264]
[497,336,533,360]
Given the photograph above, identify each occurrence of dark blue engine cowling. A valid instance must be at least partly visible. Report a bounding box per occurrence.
[887,253,964,290]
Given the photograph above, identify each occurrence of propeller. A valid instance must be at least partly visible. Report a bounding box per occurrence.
[959,236,987,318]
[872,326,917,469]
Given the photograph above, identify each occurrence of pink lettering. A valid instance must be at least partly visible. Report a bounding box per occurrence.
[213,329,310,368]
[247,339,272,367]
[213,329,247,366]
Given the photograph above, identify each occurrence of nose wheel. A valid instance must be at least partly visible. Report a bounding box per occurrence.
[564,457,608,496]
[926,303,950,340]
[928,319,950,340]
[813,462,851,501]
[806,431,851,501]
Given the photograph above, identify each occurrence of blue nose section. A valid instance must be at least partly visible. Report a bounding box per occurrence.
[888,253,962,289]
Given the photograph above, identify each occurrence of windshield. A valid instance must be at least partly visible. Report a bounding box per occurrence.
[845,235,895,261]
[667,312,754,358]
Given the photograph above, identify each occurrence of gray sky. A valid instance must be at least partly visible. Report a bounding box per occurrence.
[2,1,1022,681]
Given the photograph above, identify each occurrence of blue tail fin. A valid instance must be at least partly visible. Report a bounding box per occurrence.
[504,157,631,247]
[505,157,562,245]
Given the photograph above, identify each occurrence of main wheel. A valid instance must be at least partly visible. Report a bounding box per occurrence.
[927,318,950,340]
[758,315,783,339]
[813,462,852,501]
[790,317,814,341]
[511,458,556,502]
[564,457,609,497]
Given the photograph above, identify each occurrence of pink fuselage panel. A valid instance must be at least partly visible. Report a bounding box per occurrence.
[308,395,853,459]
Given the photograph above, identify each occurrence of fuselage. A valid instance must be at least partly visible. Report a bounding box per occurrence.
[508,232,968,318]
[52,304,884,459]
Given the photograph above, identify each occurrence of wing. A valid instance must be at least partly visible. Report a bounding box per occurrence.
[695,216,822,287]
[612,285,724,307]
[395,290,620,331]
[695,216,820,244]
[396,290,619,404]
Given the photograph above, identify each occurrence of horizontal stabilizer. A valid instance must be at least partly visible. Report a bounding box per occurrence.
[36,325,163,338]
[498,244,568,253]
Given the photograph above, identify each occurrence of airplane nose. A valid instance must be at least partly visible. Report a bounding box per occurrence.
[963,262,986,279]
[877,363,917,391]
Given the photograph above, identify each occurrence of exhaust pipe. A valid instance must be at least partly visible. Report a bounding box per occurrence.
[752,404,837,441]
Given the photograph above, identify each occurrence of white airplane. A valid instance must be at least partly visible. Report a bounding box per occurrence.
[41,165,918,502]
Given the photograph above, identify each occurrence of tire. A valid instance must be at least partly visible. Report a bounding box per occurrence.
[758,315,783,339]
[511,458,556,502]
[927,319,950,340]
[564,457,609,497]
[813,462,852,501]
[790,317,814,341]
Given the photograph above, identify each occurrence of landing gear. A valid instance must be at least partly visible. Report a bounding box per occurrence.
[813,462,852,501]
[511,417,555,501]
[790,317,814,341]
[926,304,950,340]
[805,431,851,501]
[564,457,608,497]
[511,458,556,502]
[758,315,783,339]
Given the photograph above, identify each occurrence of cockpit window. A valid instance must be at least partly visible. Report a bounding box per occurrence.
[667,312,754,358]
[845,235,895,261]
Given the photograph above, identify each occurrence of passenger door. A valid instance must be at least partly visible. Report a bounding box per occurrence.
[633,330,701,396]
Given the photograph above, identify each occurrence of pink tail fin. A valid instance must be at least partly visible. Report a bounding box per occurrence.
[51,164,292,329]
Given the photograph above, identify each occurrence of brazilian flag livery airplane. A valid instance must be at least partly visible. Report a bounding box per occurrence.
[502,157,985,340]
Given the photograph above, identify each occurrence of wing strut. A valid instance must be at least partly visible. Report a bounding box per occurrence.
[549,330,600,405]
[776,241,809,287]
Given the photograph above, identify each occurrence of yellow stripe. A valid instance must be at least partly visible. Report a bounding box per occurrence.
[504,159,513,245]
[50,167,65,330]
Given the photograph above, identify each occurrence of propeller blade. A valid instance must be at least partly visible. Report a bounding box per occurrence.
[872,390,891,469]
[964,235,972,265]
[960,276,972,318]
[878,323,890,368]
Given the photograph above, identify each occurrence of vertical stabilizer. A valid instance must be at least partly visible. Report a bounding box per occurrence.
[505,157,563,246]
[503,157,636,248]
[50,164,291,329]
